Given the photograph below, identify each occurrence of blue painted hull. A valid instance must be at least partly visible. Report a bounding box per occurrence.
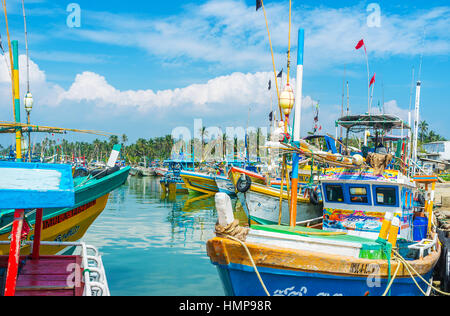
[214,262,431,296]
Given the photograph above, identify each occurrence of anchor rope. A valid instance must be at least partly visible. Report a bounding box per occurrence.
[392,249,450,296]
[215,221,270,296]
[224,234,271,297]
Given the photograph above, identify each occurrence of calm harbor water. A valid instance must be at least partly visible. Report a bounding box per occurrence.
[82,176,246,296]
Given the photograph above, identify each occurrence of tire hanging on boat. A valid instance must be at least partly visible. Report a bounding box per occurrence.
[236,174,252,193]
[309,188,320,205]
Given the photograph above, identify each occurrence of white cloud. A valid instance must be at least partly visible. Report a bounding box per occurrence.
[54,1,450,72]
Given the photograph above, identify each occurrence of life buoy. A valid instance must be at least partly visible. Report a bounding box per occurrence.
[236,174,251,193]
[309,188,320,206]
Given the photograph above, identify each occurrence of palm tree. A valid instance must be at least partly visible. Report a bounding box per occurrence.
[419,121,429,143]
[199,127,208,161]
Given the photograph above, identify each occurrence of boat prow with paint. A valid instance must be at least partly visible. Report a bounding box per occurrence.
[207,191,440,296]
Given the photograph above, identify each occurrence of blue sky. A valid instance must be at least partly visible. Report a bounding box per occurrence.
[0,0,449,146]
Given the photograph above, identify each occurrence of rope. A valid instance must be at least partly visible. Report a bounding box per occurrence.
[215,220,270,296]
[224,234,271,297]
[215,220,249,242]
[21,0,30,93]
[259,0,282,119]
[392,248,450,296]
[382,259,402,296]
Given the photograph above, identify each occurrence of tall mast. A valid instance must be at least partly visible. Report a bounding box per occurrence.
[289,28,305,228]
[412,81,421,172]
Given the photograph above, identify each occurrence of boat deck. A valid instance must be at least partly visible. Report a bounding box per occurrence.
[1,255,84,296]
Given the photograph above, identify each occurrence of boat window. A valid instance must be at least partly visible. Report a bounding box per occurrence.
[325,185,344,203]
[349,187,369,204]
[375,187,397,206]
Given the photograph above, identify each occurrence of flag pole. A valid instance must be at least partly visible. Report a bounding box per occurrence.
[366,50,370,114]
[289,28,304,228]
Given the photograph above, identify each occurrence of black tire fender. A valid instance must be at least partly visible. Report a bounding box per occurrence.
[236,174,252,193]
[309,188,320,205]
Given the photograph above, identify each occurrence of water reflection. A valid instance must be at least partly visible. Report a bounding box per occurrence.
[82,176,246,296]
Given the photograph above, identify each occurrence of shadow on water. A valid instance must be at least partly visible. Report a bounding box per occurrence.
[82,176,247,296]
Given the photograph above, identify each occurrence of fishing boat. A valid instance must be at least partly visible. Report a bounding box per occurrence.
[180,170,220,195]
[160,159,196,194]
[155,166,169,177]
[215,175,236,196]
[0,162,109,296]
[207,180,440,296]
[129,166,143,177]
[206,11,447,294]
[208,112,443,296]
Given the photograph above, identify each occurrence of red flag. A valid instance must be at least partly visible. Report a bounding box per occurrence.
[355,39,366,54]
[369,73,376,87]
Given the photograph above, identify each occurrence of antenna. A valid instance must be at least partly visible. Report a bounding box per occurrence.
[346,81,350,115]
[340,65,346,138]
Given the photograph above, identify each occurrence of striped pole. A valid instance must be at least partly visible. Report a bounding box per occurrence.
[12,40,22,161]
[289,28,305,227]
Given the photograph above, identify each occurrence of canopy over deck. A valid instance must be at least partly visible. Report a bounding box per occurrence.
[336,114,410,133]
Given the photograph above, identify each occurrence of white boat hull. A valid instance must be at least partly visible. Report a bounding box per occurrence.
[239,190,323,225]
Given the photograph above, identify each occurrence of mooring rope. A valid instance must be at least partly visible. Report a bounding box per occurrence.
[215,220,270,296]
[392,249,450,296]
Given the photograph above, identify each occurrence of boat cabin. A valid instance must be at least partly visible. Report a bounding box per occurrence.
[320,168,415,240]
[320,114,417,240]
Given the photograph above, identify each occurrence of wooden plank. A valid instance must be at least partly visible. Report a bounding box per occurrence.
[15,289,74,296]
[19,257,78,275]
[16,279,72,288]
[17,274,70,282]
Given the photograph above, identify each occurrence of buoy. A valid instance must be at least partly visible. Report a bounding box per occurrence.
[24,92,34,112]
[279,84,295,116]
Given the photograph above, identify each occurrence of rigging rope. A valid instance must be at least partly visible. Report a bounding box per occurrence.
[21,0,30,93]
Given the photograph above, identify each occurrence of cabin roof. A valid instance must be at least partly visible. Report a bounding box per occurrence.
[336,114,410,132]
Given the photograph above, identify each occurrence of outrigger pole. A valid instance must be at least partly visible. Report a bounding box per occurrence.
[289,28,304,227]
[1,0,23,161]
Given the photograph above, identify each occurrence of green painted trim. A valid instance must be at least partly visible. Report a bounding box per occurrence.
[12,40,19,71]
[251,224,383,259]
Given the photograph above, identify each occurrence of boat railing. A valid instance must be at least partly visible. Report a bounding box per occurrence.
[0,240,110,296]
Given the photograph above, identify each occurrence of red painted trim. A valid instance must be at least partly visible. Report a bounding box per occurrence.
[230,167,265,181]
[4,209,25,296]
